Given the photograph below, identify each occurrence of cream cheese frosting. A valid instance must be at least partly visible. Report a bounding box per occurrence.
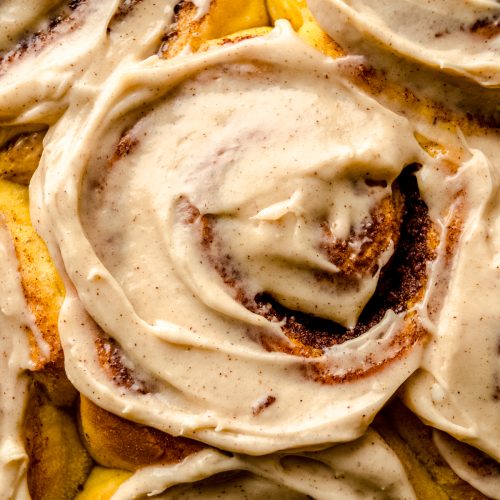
[307,0,500,465]
[308,0,500,87]
[403,148,500,461]
[433,430,500,499]
[0,222,38,500]
[32,22,435,454]
[113,429,416,499]
[0,0,498,497]
[0,0,180,128]
[0,0,118,126]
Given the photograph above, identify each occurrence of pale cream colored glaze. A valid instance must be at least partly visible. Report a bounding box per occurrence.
[0,1,497,498]
[0,0,61,52]
[433,430,500,500]
[0,0,179,127]
[0,222,38,500]
[113,429,416,499]
[308,0,500,86]
[308,0,500,471]
[0,1,120,125]
[32,22,430,455]
[403,149,500,462]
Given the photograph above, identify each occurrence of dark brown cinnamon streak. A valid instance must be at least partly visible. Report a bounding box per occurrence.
[183,164,438,370]
[0,1,88,74]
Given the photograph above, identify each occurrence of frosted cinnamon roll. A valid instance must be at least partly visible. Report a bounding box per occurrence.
[0,0,113,125]
[100,428,416,499]
[296,0,500,132]
[267,1,500,464]
[1,1,497,498]
[307,0,500,87]
[402,145,500,461]
[32,21,445,455]
[0,0,183,127]
[0,175,95,498]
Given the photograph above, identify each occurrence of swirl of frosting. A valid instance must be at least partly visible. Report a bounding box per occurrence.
[403,148,500,461]
[32,22,438,454]
[0,222,34,499]
[0,0,180,127]
[0,0,114,124]
[112,429,416,499]
[308,0,500,87]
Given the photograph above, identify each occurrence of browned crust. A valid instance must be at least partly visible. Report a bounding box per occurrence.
[79,396,205,471]
[24,385,92,500]
[16,235,64,369]
[11,219,64,371]
[76,318,207,471]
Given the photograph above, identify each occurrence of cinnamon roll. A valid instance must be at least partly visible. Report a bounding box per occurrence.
[0,0,185,158]
[271,0,500,463]
[31,19,443,454]
[0,176,92,498]
[307,0,500,128]
[308,0,500,87]
[0,0,499,498]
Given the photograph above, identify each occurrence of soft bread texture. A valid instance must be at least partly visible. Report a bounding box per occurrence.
[24,386,92,500]
[374,401,492,500]
[74,1,497,496]
[0,132,44,186]
[161,0,269,57]
[79,396,204,472]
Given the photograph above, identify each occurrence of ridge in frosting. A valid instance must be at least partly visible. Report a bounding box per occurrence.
[308,0,500,86]
[112,429,416,499]
[32,21,437,454]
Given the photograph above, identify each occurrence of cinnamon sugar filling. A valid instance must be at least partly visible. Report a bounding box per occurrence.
[0,0,88,74]
[183,163,437,358]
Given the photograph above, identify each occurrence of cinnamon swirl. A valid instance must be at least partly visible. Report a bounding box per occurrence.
[31,20,441,454]
[0,0,498,498]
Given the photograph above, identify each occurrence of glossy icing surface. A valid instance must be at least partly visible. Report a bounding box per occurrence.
[309,0,500,86]
[0,223,36,499]
[33,24,432,454]
[0,0,498,498]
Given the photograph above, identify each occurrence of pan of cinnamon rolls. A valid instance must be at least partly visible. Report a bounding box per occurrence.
[0,1,499,499]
